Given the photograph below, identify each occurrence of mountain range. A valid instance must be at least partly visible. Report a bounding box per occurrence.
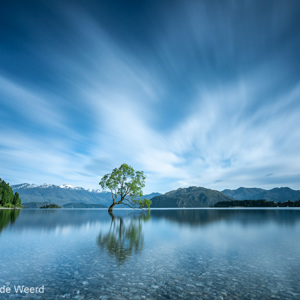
[150,186,232,208]
[11,183,161,208]
[11,183,300,208]
[221,187,300,202]
[143,186,300,208]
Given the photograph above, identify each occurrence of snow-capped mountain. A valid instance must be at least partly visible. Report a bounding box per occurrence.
[59,184,103,192]
[13,183,106,193]
[11,183,160,207]
[12,183,39,189]
[11,183,112,206]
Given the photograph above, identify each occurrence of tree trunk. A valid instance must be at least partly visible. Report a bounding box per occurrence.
[108,203,116,213]
[108,209,115,220]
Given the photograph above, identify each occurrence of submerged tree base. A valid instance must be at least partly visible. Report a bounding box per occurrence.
[108,204,115,213]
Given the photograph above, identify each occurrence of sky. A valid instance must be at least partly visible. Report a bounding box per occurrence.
[1,0,300,193]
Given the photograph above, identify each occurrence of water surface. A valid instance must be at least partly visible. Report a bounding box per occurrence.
[0,208,299,299]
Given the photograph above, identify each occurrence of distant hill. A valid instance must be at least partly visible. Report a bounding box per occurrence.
[23,202,51,208]
[12,183,160,207]
[63,203,107,208]
[221,187,265,200]
[221,187,300,202]
[151,186,233,208]
[22,202,107,208]
[142,192,161,199]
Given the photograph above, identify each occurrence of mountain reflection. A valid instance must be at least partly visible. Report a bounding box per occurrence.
[0,209,20,233]
[0,209,299,234]
[97,211,150,263]
[150,209,300,228]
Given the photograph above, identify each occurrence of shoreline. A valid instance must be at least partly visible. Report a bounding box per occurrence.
[0,207,22,210]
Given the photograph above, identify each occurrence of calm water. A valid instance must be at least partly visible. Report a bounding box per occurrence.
[0,208,299,299]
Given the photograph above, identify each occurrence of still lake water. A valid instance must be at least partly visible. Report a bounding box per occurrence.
[0,208,299,299]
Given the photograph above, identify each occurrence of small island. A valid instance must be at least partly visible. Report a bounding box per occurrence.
[214,199,300,207]
[0,178,22,208]
[40,204,61,209]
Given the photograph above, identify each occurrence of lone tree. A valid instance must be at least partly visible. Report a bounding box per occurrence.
[99,163,151,212]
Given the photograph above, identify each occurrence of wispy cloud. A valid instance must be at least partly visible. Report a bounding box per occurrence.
[1,1,300,192]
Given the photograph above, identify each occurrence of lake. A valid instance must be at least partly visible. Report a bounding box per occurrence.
[0,208,299,299]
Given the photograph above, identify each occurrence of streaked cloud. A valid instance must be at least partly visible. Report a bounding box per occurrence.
[0,0,300,193]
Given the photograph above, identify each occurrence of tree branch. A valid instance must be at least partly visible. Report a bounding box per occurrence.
[110,189,116,203]
[121,202,141,210]
[124,198,135,206]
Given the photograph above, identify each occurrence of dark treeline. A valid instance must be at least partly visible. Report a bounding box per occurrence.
[214,199,300,207]
[0,178,22,208]
[40,204,61,209]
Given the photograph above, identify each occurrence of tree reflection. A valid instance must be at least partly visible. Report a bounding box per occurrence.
[0,209,20,233]
[97,211,150,263]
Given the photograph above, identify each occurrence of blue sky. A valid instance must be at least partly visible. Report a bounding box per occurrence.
[1,0,300,193]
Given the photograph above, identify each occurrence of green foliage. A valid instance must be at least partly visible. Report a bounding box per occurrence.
[275,200,300,207]
[40,204,61,209]
[0,178,22,208]
[99,163,151,211]
[13,192,21,206]
[138,198,152,209]
[0,209,20,232]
